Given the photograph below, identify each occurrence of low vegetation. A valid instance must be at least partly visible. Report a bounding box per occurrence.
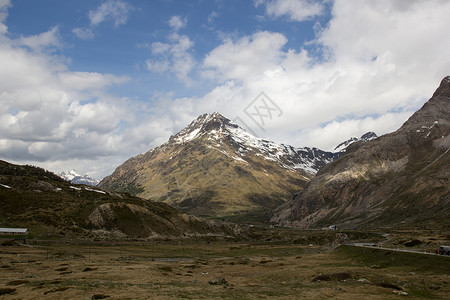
[0,236,448,299]
[0,160,242,239]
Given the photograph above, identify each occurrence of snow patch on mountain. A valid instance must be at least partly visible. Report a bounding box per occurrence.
[176,127,202,143]
[85,187,106,194]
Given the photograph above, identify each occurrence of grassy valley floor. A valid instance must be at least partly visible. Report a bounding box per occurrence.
[0,237,449,299]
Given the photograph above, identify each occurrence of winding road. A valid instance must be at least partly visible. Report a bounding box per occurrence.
[345,242,450,257]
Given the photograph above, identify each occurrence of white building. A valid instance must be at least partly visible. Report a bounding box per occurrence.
[0,228,28,235]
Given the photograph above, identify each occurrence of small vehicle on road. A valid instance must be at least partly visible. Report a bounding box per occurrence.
[435,246,450,255]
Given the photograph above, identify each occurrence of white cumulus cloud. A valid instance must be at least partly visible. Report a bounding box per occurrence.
[0,4,157,179]
[168,15,187,31]
[89,0,133,27]
[145,17,195,85]
[203,31,288,81]
[0,0,11,34]
[72,27,95,40]
[186,0,450,150]
[256,0,325,21]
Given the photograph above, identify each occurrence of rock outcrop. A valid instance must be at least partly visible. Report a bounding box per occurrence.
[272,76,450,230]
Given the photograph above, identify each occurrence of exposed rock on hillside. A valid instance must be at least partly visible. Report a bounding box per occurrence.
[0,160,243,239]
[333,132,377,156]
[272,76,450,229]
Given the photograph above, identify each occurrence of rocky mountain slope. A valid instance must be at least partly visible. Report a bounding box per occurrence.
[333,132,377,154]
[0,160,243,239]
[272,76,450,230]
[59,170,100,186]
[99,113,340,221]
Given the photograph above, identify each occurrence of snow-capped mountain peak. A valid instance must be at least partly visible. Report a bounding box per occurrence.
[171,112,233,144]
[99,112,377,219]
[59,170,80,181]
[59,170,100,186]
[168,113,337,176]
[160,113,376,176]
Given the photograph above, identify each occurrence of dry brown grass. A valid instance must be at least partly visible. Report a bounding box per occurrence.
[0,240,448,299]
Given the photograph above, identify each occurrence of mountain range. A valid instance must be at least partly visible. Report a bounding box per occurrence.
[271,76,450,230]
[1,77,447,235]
[59,170,100,186]
[99,112,375,222]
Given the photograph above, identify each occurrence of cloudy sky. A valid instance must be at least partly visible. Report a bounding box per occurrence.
[0,0,449,179]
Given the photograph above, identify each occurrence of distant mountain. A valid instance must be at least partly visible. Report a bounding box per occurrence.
[333,132,378,154]
[99,113,338,221]
[0,160,242,239]
[271,76,450,230]
[59,170,100,186]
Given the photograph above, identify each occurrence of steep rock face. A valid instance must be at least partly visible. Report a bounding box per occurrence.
[99,113,336,220]
[272,76,450,229]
